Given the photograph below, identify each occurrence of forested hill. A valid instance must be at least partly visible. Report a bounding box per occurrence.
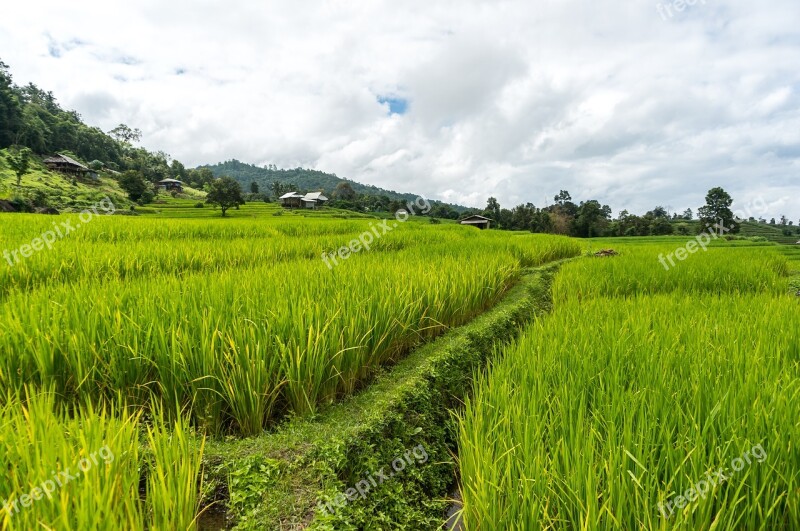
[0,59,186,183]
[203,159,466,210]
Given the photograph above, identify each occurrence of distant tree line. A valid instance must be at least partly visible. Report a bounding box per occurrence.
[473,187,800,238]
[3,60,798,229]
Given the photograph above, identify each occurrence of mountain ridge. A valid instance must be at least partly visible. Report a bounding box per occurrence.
[201,159,468,211]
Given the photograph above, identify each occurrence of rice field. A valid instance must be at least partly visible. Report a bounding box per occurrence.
[0,211,581,528]
[0,214,580,435]
[4,208,797,529]
[457,241,800,530]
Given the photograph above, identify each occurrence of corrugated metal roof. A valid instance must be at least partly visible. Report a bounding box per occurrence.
[279,192,304,199]
[302,192,328,201]
[158,178,183,184]
[460,215,492,222]
[44,154,88,170]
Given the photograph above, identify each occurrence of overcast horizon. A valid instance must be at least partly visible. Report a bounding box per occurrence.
[1,0,798,219]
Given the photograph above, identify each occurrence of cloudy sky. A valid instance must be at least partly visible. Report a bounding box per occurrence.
[1,0,798,218]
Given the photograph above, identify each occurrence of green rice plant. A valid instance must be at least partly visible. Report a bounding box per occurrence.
[146,407,206,530]
[0,215,580,435]
[0,390,204,530]
[458,249,800,529]
[552,244,789,302]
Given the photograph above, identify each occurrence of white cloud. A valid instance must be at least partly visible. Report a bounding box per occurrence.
[2,0,799,218]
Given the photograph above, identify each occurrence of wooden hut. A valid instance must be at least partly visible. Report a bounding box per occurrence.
[459,215,492,229]
[279,192,305,208]
[302,192,329,209]
[157,178,184,192]
[43,154,89,176]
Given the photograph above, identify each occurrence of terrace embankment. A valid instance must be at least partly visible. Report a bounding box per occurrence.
[199,260,570,530]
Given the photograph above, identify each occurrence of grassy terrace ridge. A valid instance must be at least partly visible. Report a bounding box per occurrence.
[197,261,569,530]
[738,220,800,244]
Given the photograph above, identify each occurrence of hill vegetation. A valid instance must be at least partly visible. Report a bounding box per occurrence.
[1,57,798,242]
[201,159,469,218]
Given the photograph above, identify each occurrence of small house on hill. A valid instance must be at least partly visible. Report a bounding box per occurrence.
[279,192,305,208]
[157,178,184,192]
[460,215,492,230]
[44,154,89,176]
[302,192,328,209]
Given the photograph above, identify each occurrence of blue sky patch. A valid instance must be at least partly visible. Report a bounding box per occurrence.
[378,96,408,115]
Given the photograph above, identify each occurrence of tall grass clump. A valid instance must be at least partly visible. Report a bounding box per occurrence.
[0,390,204,529]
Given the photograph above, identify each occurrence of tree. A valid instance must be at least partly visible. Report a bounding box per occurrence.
[650,217,674,235]
[554,190,572,206]
[698,187,739,233]
[0,60,22,148]
[186,167,214,189]
[107,124,142,145]
[206,176,245,216]
[647,206,669,219]
[484,197,501,220]
[5,146,32,186]
[682,208,693,220]
[552,190,578,218]
[574,200,611,237]
[675,223,691,235]
[170,160,187,180]
[250,181,259,194]
[333,181,356,201]
[118,170,151,202]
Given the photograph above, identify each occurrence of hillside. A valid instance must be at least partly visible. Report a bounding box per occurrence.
[0,149,210,213]
[0,149,133,212]
[202,159,467,210]
[739,221,800,244]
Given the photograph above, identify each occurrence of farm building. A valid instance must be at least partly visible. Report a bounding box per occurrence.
[460,215,492,229]
[279,192,305,208]
[280,191,329,209]
[44,154,90,176]
[157,178,184,192]
[302,192,328,209]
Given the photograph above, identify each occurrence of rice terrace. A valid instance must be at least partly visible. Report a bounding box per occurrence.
[2,1,800,530]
